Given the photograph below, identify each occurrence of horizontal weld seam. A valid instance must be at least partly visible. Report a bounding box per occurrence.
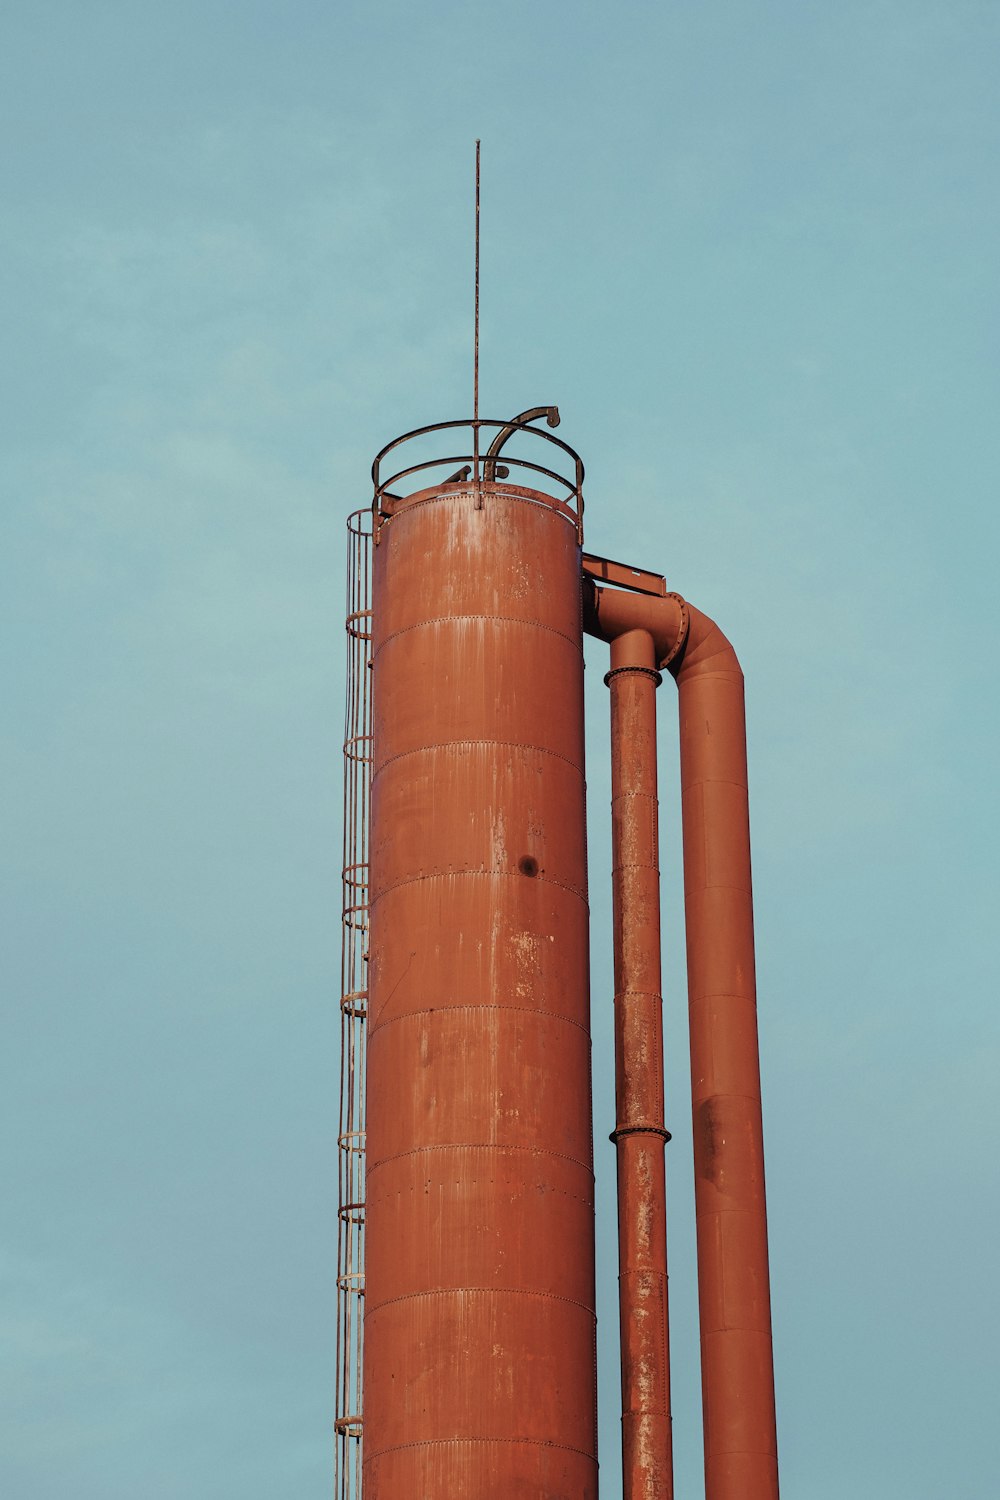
[690,1091,763,1107]
[374,738,584,777]
[681,776,749,793]
[703,1321,774,1335]
[364,1435,597,1464]
[369,1003,591,1041]
[365,1286,597,1319]
[699,1448,778,1460]
[614,990,663,1002]
[693,1206,766,1222]
[683,880,752,894]
[371,869,589,908]
[678,665,743,682]
[373,613,580,658]
[689,992,758,1005]
[367,1182,596,1213]
[367,1142,595,1178]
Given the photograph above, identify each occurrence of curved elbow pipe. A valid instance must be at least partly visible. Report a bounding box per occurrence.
[583,577,743,686]
[483,406,560,481]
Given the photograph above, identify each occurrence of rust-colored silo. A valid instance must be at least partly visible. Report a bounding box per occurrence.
[363,456,597,1498]
[335,414,780,1500]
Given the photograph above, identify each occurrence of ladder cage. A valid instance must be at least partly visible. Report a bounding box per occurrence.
[336,508,372,1499]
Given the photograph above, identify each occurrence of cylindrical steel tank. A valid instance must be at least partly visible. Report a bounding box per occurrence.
[363,481,598,1498]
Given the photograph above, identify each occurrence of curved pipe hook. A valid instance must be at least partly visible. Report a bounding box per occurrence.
[483,406,561,481]
[391,407,562,494]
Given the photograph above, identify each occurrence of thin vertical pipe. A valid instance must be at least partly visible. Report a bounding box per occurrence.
[607,627,674,1500]
[473,139,480,485]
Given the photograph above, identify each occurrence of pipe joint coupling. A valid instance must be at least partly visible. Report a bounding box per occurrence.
[609,1124,672,1144]
[658,592,689,671]
[603,664,663,688]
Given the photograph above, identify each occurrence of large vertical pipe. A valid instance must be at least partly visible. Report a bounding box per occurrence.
[674,611,778,1500]
[364,482,598,1499]
[607,628,674,1500]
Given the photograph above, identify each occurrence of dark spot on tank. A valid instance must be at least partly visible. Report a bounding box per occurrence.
[518,855,539,877]
[694,1098,722,1184]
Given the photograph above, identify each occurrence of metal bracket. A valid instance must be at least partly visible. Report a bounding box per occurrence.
[582,552,667,597]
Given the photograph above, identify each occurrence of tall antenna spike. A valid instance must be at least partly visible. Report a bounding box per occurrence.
[474,138,480,484]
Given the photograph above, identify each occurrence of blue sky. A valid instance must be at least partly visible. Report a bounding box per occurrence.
[2,2,998,1496]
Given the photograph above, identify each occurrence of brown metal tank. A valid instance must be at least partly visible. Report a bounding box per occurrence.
[363,480,598,1499]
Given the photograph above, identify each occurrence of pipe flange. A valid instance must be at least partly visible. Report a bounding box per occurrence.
[658,592,689,670]
[609,1124,672,1144]
[603,665,663,688]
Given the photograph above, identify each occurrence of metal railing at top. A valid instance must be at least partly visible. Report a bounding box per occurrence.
[371,415,585,540]
[335,508,372,1500]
